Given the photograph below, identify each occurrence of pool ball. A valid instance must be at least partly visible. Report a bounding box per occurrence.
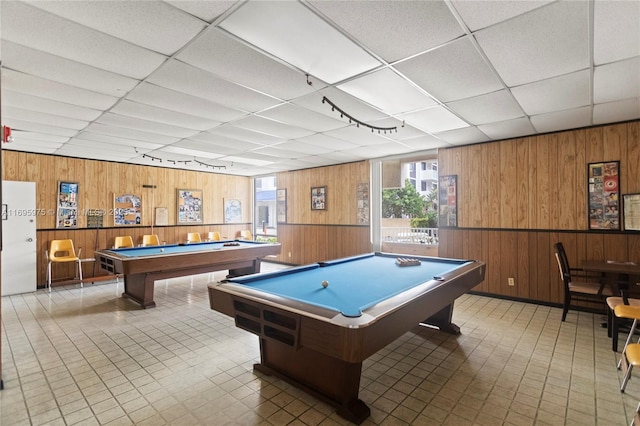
[321,280,329,288]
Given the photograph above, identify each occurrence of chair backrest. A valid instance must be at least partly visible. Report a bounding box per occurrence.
[208,231,221,241]
[114,236,134,249]
[142,234,160,246]
[49,239,78,261]
[187,232,201,243]
[240,230,252,240]
[553,242,570,283]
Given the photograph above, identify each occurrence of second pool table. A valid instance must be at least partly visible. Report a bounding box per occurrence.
[208,252,485,424]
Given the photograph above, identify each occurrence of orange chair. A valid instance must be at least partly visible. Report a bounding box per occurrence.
[187,232,201,243]
[240,230,252,240]
[47,239,83,291]
[114,236,134,249]
[207,231,221,241]
[142,234,160,246]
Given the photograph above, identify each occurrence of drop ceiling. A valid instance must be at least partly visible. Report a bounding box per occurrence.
[1,0,638,176]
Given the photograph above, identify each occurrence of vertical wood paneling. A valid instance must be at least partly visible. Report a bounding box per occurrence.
[516,138,529,228]
[487,143,501,228]
[627,122,640,193]
[500,141,517,228]
[557,131,576,229]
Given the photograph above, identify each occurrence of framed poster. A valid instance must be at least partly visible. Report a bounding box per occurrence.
[114,194,141,225]
[224,199,242,223]
[177,189,203,224]
[311,186,326,210]
[588,161,620,230]
[57,181,79,228]
[276,189,287,223]
[155,207,168,226]
[438,175,457,227]
[623,193,640,231]
[356,183,369,224]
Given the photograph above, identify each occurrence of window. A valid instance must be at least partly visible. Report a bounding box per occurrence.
[254,176,277,241]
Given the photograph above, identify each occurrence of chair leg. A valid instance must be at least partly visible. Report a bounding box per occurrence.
[619,319,639,369]
[47,261,52,292]
[613,314,620,352]
[622,361,634,392]
[77,260,83,288]
[562,295,571,321]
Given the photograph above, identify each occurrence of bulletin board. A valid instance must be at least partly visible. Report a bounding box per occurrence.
[588,161,620,230]
[114,194,141,226]
[56,181,79,228]
[438,175,457,227]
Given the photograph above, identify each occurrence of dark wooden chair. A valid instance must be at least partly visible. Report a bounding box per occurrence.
[553,242,613,321]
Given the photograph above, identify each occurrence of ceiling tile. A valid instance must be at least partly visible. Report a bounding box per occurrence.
[165,1,237,23]
[3,90,103,121]
[530,106,592,133]
[110,100,221,131]
[400,106,469,134]
[478,117,536,140]
[147,60,282,113]
[295,133,359,151]
[75,131,163,151]
[12,130,69,144]
[83,123,181,145]
[2,118,79,137]
[451,0,553,32]
[511,69,591,116]
[232,115,314,139]
[2,68,119,110]
[594,0,640,65]
[160,145,225,160]
[309,0,464,62]
[219,1,382,84]
[291,86,389,122]
[323,125,393,146]
[206,124,285,146]
[270,140,334,155]
[258,103,347,133]
[97,113,199,138]
[593,98,640,125]
[177,28,316,101]
[447,90,524,125]
[126,83,247,123]
[186,134,264,155]
[395,37,504,102]
[399,135,447,151]
[2,41,140,97]
[2,1,166,79]
[3,106,88,130]
[3,142,58,154]
[338,68,436,115]
[475,1,589,86]
[28,0,207,56]
[434,127,491,145]
[593,57,640,104]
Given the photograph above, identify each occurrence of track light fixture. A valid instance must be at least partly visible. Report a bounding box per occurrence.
[321,96,398,133]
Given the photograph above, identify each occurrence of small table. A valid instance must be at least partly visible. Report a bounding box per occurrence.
[208,252,486,424]
[581,260,640,299]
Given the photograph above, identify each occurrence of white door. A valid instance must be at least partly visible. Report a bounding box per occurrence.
[2,181,37,295]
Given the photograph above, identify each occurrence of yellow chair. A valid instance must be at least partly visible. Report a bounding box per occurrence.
[207,231,221,241]
[240,230,252,240]
[47,239,83,291]
[114,236,134,249]
[187,232,201,243]
[615,304,640,391]
[142,234,160,246]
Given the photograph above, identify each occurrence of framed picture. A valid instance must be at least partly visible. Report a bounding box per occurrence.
[623,193,640,231]
[356,183,369,224]
[114,194,141,226]
[57,181,79,228]
[311,186,326,210]
[588,161,620,230]
[438,175,458,227]
[276,189,287,223]
[224,199,242,223]
[177,189,203,224]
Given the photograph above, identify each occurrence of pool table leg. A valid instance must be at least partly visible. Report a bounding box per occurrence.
[422,303,460,334]
[255,339,371,424]
[227,258,261,278]
[122,273,156,309]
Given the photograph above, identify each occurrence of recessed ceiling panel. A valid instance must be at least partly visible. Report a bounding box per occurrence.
[511,70,591,116]
[478,117,536,140]
[594,0,640,65]
[147,60,282,113]
[111,100,221,131]
[400,135,447,151]
[292,86,389,122]
[160,146,225,160]
[126,83,247,123]
[2,42,140,97]
[84,123,180,145]
[324,125,396,146]
[475,1,589,86]
[447,90,524,125]
[270,140,334,155]
[395,37,503,102]
[593,98,640,125]
[177,28,316,101]
[338,68,436,115]
[451,0,553,32]
[258,104,346,133]
[28,1,207,56]
[2,69,119,110]
[296,133,359,151]
[3,106,88,130]
[166,1,237,23]
[309,0,464,62]
[530,106,592,133]
[593,58,640,104]
[219,1,381,84]
[400,106,469,134]
[434,127,491,145]
[2,1,166,79]
[75,131,162,151]
[232,115,314,139]
[207,124,284,146]
[2,118,79,137]
[97,113,199,138]
[3,90,102,121]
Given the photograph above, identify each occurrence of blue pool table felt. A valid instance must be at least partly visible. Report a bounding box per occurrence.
[109,241,256,257]
[230,254,472,317]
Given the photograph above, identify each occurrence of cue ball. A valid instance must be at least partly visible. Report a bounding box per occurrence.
[160,248,164,252]
[322,280,329,288]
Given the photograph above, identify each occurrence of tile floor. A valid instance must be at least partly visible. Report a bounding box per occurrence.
[1,263,638,425]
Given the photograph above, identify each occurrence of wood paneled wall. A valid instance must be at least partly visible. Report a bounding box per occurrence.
[2,151,252,285]
[273,161,372,265]
[438,121,640,304]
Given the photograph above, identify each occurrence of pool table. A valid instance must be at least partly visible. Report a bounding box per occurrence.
[95,240,280,308]
[208,252,485,424]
